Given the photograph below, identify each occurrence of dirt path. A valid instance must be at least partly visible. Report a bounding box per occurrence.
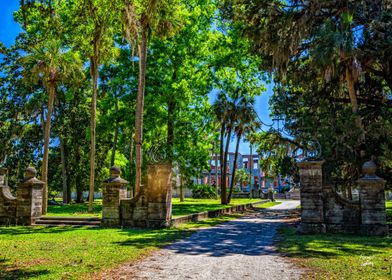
[101,200,303,280]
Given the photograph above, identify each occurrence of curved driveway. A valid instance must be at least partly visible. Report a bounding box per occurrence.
[103,200,302,280]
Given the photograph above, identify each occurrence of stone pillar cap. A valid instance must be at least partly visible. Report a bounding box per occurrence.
[20,167,44,184]
[104,166,129,184]
[358,160,384,181]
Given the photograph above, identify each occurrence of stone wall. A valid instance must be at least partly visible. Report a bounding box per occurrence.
[0,169,17,225]
[298,160,388,236]
[0,167,44,226]
[120,163,172,228]
[102,166,128,227]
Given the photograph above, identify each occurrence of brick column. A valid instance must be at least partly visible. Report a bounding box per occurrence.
[102,166,128,227]
[16,167,44,225]
[146,163,172,228]
[357,161,388,236]
[297,161,326,234]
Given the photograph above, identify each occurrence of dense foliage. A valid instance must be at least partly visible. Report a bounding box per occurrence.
[225,0,392,191]
[0,0,263,208]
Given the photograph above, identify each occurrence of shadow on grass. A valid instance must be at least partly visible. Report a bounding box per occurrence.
[172,203,231,217]
[0,225,82,235]
[0,258,49,280]
[278,225,392,259]
[47,202,102,217]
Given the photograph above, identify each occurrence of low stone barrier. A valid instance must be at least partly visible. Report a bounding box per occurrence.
[171,200,269,227]
[0,167,45,226]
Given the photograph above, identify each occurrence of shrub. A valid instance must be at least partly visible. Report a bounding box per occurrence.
[192,184,217,199]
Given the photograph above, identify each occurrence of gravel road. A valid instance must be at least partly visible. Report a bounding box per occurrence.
[101,200,303,280]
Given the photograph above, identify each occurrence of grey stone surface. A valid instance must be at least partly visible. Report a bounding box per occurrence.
[120,163,172,228]
[298,160,388,236]
[100,201,303,280]
[0,168,44,226]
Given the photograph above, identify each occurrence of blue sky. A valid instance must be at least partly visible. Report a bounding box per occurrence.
[0,1,274,155]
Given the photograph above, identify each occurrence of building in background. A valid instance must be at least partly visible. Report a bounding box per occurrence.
[199,153,289,194]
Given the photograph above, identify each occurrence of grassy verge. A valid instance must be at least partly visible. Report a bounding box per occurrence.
[277,226,392,280]
[0,214,240,280]
[171,198,263,217]
[46,198,263,218]
[254,201,281,209]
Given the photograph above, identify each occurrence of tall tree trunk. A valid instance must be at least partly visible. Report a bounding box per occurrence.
[221,127,232,205]
[41,84,56,214]
[346,68,365,142]
[60,136,70,204]
[346,67,365,197]
[214,140,219,199]
[249,144,253,198]
[167,99,176,157]
[111,96,119,167]
[228,131,242,204]
[134,30,148,196]
[75,142,83,203]
[219,123,225,201]
[130,130,134,197]
[180,173,184,202]
[88,56,99,212]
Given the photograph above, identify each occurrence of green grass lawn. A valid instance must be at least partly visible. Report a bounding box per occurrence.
[254,201,281,209]
[46,198,264,218]
[278,226,392,280]
[0,214,240,280]
[171,198,263,217]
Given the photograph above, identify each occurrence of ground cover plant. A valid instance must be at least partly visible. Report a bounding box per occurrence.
[46,198,264,218]
[278,226,392,280]
[0,214,241,280]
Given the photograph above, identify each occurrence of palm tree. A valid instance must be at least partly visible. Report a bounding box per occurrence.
[227,95,259,203]
[234,168,249,191]
[23,39,83,214]
[123,0,182,196]
[213,92,230,204]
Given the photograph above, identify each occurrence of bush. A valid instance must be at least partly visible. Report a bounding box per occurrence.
[192,184,217,199]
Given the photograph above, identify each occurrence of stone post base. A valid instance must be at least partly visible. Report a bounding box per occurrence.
[298,223,326,234]
[121,163,172,228]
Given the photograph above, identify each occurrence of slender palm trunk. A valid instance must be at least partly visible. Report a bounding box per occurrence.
[228,131,242,204]
[111,96,119,167]
[221,127,232,205]
[167,99,176,158]
[60,136,70,204]
[219,123,225,200]
[346,67,365,142]
[249,144,253,198]
[129,131,134,197]
[88,56,99,212]
[42,84,56,214]
[214,141,219,199]
[180,173,184,202]
[134,31,148,196]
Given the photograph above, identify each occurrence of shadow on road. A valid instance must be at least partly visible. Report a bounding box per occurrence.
[166,209,300,257]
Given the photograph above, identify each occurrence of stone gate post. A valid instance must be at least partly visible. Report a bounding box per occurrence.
[102,166,128,227]
[146,163,172,228]
[16,167,45,225]
[0,168,17,225]
[297,161,326,234]
[357,161,388,236]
